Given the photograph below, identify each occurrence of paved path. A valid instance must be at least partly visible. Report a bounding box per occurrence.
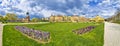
[0,24,4,46]
[104,22,120,46]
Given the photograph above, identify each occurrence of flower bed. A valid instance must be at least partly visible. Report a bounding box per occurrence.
[73,26,95,34]
[15,26,50,43]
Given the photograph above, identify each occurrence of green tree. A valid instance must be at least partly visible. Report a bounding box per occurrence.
[5,13,18,20]
[0,15,3,22]
[0,15,8,23]
[31,18,39,22]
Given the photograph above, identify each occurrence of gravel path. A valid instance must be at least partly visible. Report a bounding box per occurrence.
[0,24,4,46]
[104,22,120,46]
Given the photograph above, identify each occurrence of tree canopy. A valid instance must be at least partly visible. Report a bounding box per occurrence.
[31,18,39,22]
[0,15,3,22]
[5,13,18,20]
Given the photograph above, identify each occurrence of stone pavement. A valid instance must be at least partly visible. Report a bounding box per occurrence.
[0,24,4,46]
[104,22,120,46]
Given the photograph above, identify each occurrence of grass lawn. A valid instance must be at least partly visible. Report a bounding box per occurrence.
[3,22,104,46]
[4,22,49,25]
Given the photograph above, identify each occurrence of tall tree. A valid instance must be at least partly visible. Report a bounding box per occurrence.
[107,9,120,22]
[0,15,3,22]
[31,18,39,22]
[5,13,18,20]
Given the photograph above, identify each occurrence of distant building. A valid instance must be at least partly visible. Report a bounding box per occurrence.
[54,15,64,22]
[106,12,120,22]
[40,17,49,22]
[49,15,64,22]
[21,12,30,22]
[90,16,104,22]
[79,16,90,22]
[49,14,89,22]
[70,15,79,22]
[49,15,55,22]
[22,15,30,22]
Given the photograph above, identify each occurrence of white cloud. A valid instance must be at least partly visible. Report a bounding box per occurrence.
[15,12,25,16]
[0,0,120,18]
[41,9,66,17]
[100,9,116,16]
[66,7,82,15]
[1,0,10,6]
[56,0,66,4]
[1,0,20,6]
[97,0,111,6]
[13,0,32,12]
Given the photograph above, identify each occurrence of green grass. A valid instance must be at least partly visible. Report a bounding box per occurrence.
[3,22,49,25]
[3,22,104,46]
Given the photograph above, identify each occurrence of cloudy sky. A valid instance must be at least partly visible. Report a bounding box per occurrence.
[0,0,120,18]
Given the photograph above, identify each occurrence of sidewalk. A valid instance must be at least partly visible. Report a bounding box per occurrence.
[0,24,4,46]
[104,22,120,46]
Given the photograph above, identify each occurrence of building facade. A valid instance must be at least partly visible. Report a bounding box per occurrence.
[49,15,90,22]
[22,16,30,22]
[90,16,104,22]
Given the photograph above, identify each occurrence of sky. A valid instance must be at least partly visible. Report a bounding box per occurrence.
[0,0,120,19]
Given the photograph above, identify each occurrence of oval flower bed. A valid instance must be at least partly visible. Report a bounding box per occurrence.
[73,26,95,34]
[15,26,50,43]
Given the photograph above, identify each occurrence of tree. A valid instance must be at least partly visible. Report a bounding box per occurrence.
[106,9,120,22]
[31,18,39,22]
[0,15,8,23]
[5,13,18,20]
[0,15,3,22]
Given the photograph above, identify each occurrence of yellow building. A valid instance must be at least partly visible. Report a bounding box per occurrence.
[22,16,30,22]
[49,15,55,22]
[79,16,89,22]
[54,15,64,22]
[90,16,104,23]
[70,15,79,22]
[49,15,90,22]
[49,15,64,22]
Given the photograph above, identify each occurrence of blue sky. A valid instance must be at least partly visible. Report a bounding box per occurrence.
[0,0,119,18]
